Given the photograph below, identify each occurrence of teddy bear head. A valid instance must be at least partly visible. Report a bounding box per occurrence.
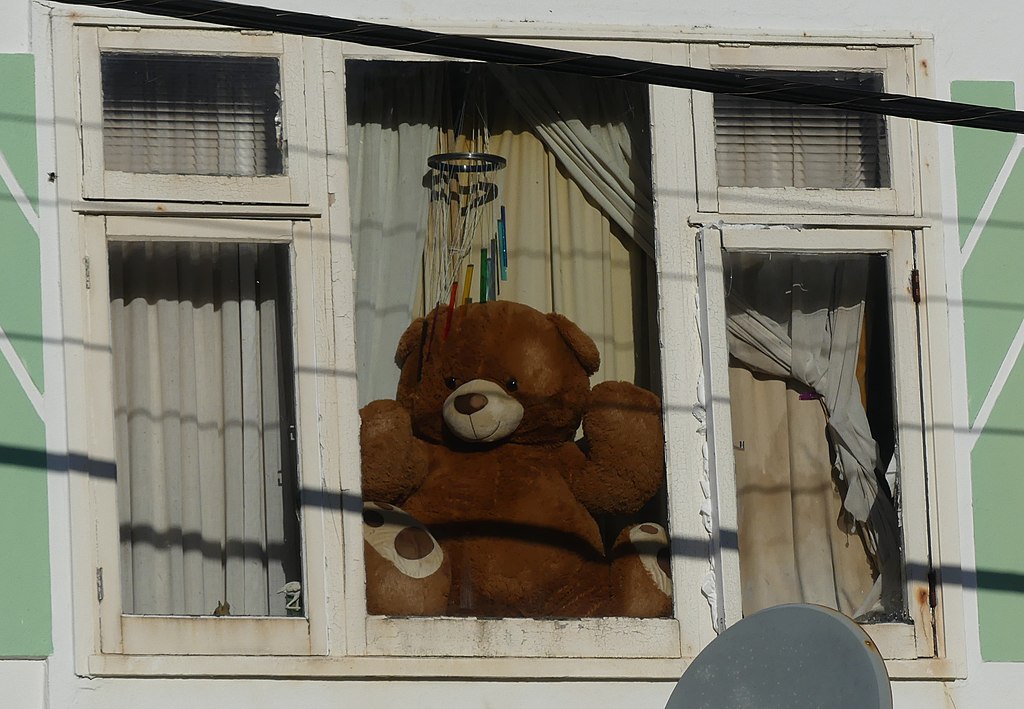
[393,301,600,446]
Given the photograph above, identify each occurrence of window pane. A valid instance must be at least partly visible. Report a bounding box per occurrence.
[348,61,670,619]
[109,241,302,617]
[101,54,284,176]
[723,251,908,624]
[714,72,891,189]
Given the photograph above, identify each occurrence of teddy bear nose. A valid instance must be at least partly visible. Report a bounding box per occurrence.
[454,393,488,415]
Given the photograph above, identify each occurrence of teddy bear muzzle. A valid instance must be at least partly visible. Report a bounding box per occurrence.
[442,379,524,443]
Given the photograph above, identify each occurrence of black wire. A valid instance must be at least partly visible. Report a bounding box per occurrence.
[58,0,1024,133]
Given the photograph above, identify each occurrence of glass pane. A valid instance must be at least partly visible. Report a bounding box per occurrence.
[714,72,891,189]
[723,250,908,624]
[108,241,302,617]
[348,61,669,618]
[101,54,284,176]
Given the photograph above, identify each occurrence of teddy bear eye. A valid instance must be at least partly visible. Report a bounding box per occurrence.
[444,376,458,390]
[506,377,518,392]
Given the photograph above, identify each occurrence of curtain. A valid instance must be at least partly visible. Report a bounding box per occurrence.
[724,252,902,618]
[484,91,653,385]
[728,366,876,617]
[346,62,443,405]
[490,66,656,257]
[110,241,301,616]
[348,63,657,400]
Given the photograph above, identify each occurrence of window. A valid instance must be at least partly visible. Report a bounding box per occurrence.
[345,47,680,657]
[712,71,891,189]
[697,228,935,660]
[108,240,300,619]
[77,26,310,203]
[62,21,337,663]
[56,12,958,677]
[691,43,917,215]
[80,217,332,657]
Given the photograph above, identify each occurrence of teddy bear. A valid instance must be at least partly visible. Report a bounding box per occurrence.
[360,300,672,618]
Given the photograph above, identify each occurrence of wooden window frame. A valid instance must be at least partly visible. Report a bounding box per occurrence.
[76,25,311,204]
[51,8,963,679]
[691,42,918,217]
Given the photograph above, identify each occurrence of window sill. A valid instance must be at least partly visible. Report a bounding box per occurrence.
[83,652,965,681]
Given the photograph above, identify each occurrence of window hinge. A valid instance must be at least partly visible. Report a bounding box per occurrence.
[83,256,91,290]
[927,568,938,608]
[108,25,142,33]
[241,29,274,36]
[845,44,879,51]
[717,42,751,48]
[910,268,921,304]
[96,567,104,603]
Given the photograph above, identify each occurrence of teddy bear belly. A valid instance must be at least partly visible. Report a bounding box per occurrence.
[400,453,610,616]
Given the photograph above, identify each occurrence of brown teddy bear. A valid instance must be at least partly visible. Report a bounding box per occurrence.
[360,300,671,618]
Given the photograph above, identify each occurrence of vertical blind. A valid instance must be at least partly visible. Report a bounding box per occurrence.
[109,241,302,616]
[101,53,284,176]
[714,72,891,189]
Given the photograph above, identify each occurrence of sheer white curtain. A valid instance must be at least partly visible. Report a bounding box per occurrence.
[110,242,300,616]
[724,252,901,617]
[346,62,443,405]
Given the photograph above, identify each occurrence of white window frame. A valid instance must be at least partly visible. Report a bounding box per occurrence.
[336,39,698,663]
[691,42,918,217]
[51,7,963,680]
[77,25,311,204]
[78,215,335,658]
[697,226,931,660]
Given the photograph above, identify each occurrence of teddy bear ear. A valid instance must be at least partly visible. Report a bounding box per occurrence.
[547,313,600,376]
[395,316,427,367]
[395,306,451,368]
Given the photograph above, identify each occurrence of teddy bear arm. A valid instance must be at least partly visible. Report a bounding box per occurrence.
[359,399,430,504]
[576,380,666,515]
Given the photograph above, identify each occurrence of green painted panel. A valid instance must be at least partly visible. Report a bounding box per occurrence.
[0,54,42,391]
[0,53,50,657]
[970,349,1024,661]
[0,55,38,209]
[951,81,1015,247]
[0,360,50,656]
[0,196,43,390]
[961,158,1024,422]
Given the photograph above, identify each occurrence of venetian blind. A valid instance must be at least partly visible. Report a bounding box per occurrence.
[714,72,891,189]
[100,53,284,176]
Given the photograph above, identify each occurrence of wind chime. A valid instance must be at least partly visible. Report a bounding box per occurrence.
[424,74,508,340]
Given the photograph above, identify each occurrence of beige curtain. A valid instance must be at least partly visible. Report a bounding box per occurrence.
[728,365,875,618]
[486,118,648,383]
[723,251,902,618]
[458,69,656,385]
[109,241,301,616]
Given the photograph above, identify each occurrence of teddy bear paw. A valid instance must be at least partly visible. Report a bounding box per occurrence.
[363,502,451,615]
[611,522,673,617]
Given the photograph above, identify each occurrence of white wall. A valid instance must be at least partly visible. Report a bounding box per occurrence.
[0,0,29,53]
[23,1,1024,707]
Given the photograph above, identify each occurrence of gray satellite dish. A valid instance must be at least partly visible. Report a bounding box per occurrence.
[665,603,892,709]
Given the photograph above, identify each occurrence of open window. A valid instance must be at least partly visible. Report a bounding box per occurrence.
[343,52,682,656]
[698,226,936,660]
